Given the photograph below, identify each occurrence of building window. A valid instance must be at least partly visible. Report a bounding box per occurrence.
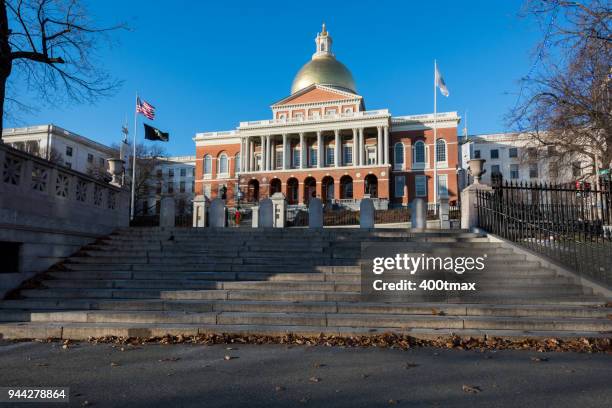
[292,148,300,168]
[491,164,501,174]
[235,153,241,172]
[156,182,162,194]
[474,150,481,159]
[343,145,352,165]
[218,154,228,175]
[394,143,404,170]
[415,175,427,197]
[326,109,337,116]
[366,146,377,165]
[572,162,582,177]
[65,162,72,169]
[180,168,186,177]
[65,146,73,157]
[437,174,448,197]
[87,153,94,163]
[413,141,425,164]
[180,181,186,193]
[527,147,538,160]
[309,147,317,167]
[435,139,447,163]
[510,164,519,179]
[509,148,518,158]
[99,158,105,168]
[549,162,559,180]
[343,107,353,114]
[326,146,334,166]
[204,155,212,175]
[490,149,499,159]
[278,113,286,120]
[394,175,405,198]
[168,168,174,178]
[529,163,538,178]
[203,185,211,199]
[167,182,174,194]
[294,112,304,120]
[156,169,163,178]
[275,150,283,168]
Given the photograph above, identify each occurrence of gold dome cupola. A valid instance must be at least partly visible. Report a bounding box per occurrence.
[290,24,357,95]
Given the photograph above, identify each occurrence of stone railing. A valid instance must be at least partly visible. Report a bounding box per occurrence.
[0,143,129,295]
[0,143,128,228]
[239,109,390,128]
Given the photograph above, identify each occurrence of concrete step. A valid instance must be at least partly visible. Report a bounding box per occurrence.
[160,289,601,303]
[2,298,608,318]
[1,309,609,333]
[1,321,608,341]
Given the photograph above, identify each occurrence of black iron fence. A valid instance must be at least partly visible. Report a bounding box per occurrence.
[476,180,612,288]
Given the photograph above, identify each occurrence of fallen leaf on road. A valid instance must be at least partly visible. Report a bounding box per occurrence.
[110,362,120,367]
[275,386,285,392]
[361,374,369,379]
[405,362,419,369]
[35,363,48,367]
[224,355,236,361]
[299,397,308,403]
[312,362,325,368]
[159,357,180,362]
[309,376,321,383]
[81,401,91,407]
[462,384,481,394]
[530,357,549,362]
[388,399,399,405]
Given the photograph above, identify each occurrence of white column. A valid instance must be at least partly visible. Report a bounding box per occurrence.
[249,138,254,171]
[358,128,364,166]
[270,137,275,170]
[351,128,358,166]
[245,137,250,172]
[317,131,323,168]
[377,126,383,165]
[299,132,305,169]
[282,134,288,170]
[334,129,341,167]
[383,125,389,165]
[260,136,266,171]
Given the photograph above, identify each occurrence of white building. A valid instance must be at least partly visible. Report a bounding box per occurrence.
[138,156,196,216]
[460,132,590,189]
[2,125,117,175]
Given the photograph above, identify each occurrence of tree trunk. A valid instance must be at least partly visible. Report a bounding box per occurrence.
[0,0,13,142]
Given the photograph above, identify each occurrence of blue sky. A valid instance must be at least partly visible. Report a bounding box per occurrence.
[8,0,543,156]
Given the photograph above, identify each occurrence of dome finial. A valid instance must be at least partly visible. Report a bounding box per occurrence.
[321,22,327,36]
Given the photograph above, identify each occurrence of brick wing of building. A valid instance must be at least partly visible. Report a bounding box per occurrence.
[194,24,460,208]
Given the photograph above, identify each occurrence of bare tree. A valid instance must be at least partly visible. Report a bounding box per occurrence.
[509,0,611,181]
[111,142,167,212]
[0,0,124,137]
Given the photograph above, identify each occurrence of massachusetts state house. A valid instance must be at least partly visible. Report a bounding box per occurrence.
[194,24,460,208]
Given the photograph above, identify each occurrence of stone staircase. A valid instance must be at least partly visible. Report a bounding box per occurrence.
[0,228,610,340]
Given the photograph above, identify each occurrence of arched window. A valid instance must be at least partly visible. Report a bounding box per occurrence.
[413,141,425,164]
[218,154,228,174]
[203,155,212,175]
[235,153,241,173]
[394,143,404,170]
[436,139,447,163]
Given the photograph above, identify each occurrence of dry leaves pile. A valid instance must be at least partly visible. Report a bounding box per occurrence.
[79,332,612,353]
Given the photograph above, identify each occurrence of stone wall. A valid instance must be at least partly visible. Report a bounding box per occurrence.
[0,143,129,297]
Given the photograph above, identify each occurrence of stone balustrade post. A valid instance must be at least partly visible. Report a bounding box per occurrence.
[360,198,375,229]
[411,197,427,230]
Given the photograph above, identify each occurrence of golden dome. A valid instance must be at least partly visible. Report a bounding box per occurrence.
[291,55,356,94]
[290,24,357,95]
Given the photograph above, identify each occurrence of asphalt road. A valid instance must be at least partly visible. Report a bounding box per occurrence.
[0,340,610,408]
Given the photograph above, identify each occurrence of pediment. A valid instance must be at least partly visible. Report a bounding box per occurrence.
[272,84,359,107]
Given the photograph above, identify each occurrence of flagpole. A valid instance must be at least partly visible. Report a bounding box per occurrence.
[130,92,138,221]
[433,60,438,214]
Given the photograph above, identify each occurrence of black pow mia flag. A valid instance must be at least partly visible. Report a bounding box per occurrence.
[143,123,169,142]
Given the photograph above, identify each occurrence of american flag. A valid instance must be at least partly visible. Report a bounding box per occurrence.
[136,97,155,120]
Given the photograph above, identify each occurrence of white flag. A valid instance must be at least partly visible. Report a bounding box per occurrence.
[435,64,450,97]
